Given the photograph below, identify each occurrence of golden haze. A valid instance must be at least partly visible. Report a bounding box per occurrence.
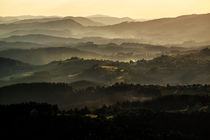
[0,0,210,18]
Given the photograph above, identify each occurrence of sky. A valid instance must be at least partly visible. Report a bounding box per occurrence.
[0,0,210,19]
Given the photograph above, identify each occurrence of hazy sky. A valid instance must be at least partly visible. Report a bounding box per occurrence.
[1,0,210,18]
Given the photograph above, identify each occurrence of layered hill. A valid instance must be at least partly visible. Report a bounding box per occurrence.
[0,47,100,65]
[0,57,34,78]
[0,34,82,46]
[0,13,210,44]
[0,83,209,109]
[0,19,84,38]
[0,41,47,50]
[89,13,210,43]
[13,16,103,26]
[87,15,134,25]
[0,48,209,87]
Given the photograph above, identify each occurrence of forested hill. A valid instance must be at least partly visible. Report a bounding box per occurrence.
[0,83,209,109]
[0,48,209,87]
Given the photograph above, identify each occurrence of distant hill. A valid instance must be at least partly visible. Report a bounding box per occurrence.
[0,41,47,50]
[64,16,103,26]
[0,57,34,78]
[0,48,209,87]
[0,29,73,38]
[13,17,62,24]
[90,13,210,43]
[0,16,102,38]
[0,18,82,30]
[0,19,83,38]
[1,14,209,44]
[0,40,177,63]
[87,15,134,25]
[0,47,101,64]
[0,15,52,24]
[0,34,82,46]
[13,16,103,27]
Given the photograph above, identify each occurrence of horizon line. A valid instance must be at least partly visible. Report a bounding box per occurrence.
[0,12,209,20]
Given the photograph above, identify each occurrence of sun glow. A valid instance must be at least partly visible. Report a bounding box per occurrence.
[0,0,210,18]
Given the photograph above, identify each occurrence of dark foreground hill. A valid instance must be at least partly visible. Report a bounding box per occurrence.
[0,83,209,109]
[0,83,161,109]
[1,86,210,139]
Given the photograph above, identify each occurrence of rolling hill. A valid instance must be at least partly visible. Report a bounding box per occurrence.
[0,47,101,64]
[0,34,82,46]
[0,57,34,78]
[0,19,84,38]
[0,48,209,87]
[1,13,210,44]
[87,15,134,25]
[13,16,103,27]
[0,41,48,50]
[90,13,210,44]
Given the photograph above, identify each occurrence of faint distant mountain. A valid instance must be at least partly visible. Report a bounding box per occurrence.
[135,18,149,22]
[0,15,57,24]
[88,14,110,18]
[28,18,82,29]
[13,17,62,24]
[64,16,103,26]
[87,15,134,25]
[91,13,210,43]
[13,16,103,26]
[1,13,209,45]
[0,19,83,37]
[0,16,103,38]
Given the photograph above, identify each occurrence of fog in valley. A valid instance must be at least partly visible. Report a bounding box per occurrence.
[0,1,210,138]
